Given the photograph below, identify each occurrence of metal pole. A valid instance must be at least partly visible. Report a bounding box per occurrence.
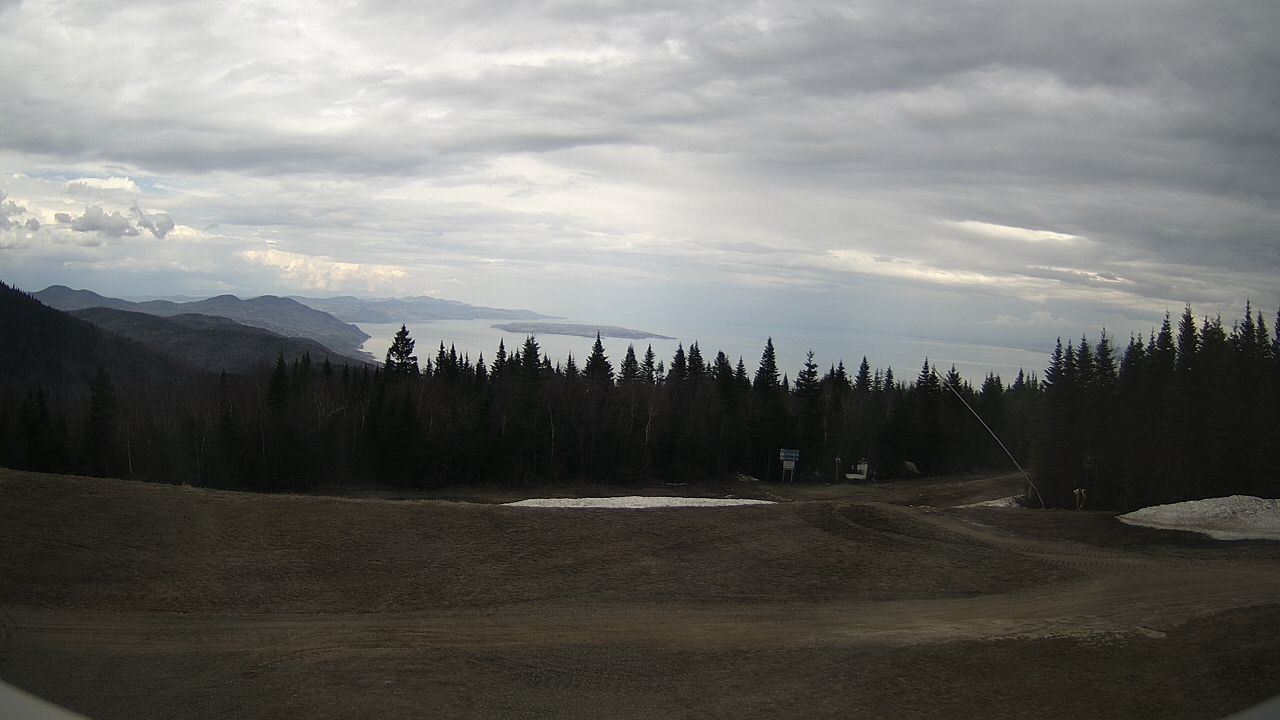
[935,369,1046,509]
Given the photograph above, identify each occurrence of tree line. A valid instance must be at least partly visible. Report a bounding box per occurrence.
[1033,304,1280,508]
[3,291,1277,509]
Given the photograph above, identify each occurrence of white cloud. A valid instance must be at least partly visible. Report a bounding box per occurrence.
[985,310,1077,328]
[66,176,142,194]
[826,249,1005,288]
[947,220,1082,244]
[239,248,408,292]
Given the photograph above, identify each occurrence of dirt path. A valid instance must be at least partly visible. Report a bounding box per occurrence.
[1,469,1278,719]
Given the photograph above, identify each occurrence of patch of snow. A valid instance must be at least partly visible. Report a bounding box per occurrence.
[504,496,775,509]
[956,496,1021,509]
[1118,495,1280,541]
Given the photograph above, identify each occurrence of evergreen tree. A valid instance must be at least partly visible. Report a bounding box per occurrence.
[753,338,780,391]
[1043,339,1065,390]
[1176,305,1198,376]
[794,350,820,399]
[384,325,420,375]
[83,366,119,477]
[854,357,872,394]
[266,351,289,413]
[1095,329,1118,392]
[669,344,688,384]
[832,361,850,389]
[687,342,706,377]
[1153,313,1175,374]
[620,344,640,384]
[943,364,963,393]
[915,358,941,397]
[641,345,657,384]
[713,351,736,400]
[583,333,614,385]
[492,339,509,377]
[520,336,543,381]
[16,388,62,472]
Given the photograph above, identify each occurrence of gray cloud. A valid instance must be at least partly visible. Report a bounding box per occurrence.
[0,191,25,230]
[133,204,174,239]
[0,0,1276,363]
[68,206,140,237]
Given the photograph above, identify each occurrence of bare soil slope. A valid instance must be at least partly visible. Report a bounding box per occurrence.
[2,469,1278,719]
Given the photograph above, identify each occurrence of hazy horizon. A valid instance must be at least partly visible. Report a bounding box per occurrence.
[18,277,1261,383]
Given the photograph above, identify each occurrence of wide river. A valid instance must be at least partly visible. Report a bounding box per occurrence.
[356,318,1049,385]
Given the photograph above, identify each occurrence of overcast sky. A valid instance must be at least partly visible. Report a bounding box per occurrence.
[2,0,1277,374]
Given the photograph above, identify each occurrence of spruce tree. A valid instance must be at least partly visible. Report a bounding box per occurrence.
[833,360,850,389]
[84,366,119,477]
[267,351,289,413]
[1153,313,1175,374]
[1175,305,1198,376]
[713,351,736,400]
[944,364,963,393]
[687,342,705,377]
[794,350,820,399]
[520,336,542,381]
[620,344,640,384]
[752,338,780,391]
[854,357,872,394]
[641,345,657,384]
[493,339,509,377]
[583,333,614,385]
[384,325,419,375]
[669,344,688,384]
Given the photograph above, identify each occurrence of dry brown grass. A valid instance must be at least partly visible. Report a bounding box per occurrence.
[2,468,1278,719]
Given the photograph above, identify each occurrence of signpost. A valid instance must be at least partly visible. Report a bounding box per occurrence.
[778,448,799,483]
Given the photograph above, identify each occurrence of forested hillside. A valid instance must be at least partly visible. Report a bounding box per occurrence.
[35,285,371,357]
[3,280,1277,509]
[71,307,369,372]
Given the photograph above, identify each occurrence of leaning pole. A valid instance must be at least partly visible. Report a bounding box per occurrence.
[934,368,1046,509]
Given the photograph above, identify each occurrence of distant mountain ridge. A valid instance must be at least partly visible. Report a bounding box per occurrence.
[0,282,179,385]
[35,285,370,356]
[290,295,550,323]
[70,307,371,373]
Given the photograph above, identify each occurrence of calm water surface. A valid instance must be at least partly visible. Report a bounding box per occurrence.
[358,318,1049,385]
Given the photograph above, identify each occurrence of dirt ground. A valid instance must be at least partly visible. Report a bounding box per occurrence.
[1,468,1278,719]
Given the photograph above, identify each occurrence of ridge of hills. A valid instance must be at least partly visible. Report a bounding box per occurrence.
[69,307,371,372]
[0,281,180,385]
[288,294,550,323]
[34,285,370,356]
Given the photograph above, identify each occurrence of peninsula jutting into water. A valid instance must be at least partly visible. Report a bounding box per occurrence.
[490,322,674,340]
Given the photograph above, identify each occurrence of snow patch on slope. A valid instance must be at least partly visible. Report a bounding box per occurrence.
[956,496,1021,509]
[505,496,774,509]
[1118,495,1280,541]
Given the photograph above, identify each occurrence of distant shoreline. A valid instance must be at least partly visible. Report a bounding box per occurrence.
[490,322,674,340]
